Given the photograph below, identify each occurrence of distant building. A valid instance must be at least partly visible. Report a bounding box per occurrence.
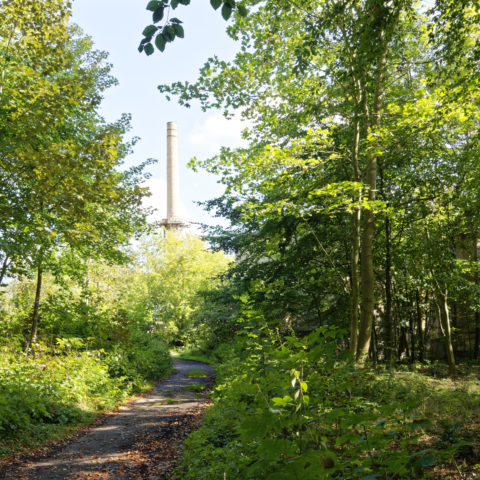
[160,121,189,231]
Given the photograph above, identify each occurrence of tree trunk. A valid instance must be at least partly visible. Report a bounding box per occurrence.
[384,216,394,365]
[398,326,408,360]
[409,308,415,363]
[356,191,376,364]
[349,116,361,356]
[371,322,378,366]
[424,290,431,343]
[354,0,403,365]
[25,266,43,355]
[0,256,10,285]
[436,290,456,376]
[416,289,425,363]
[357,78,383,366]
[474,238,479,359]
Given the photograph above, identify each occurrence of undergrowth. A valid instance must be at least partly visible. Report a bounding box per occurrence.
[173,326,479,479]
[0,335,171,457]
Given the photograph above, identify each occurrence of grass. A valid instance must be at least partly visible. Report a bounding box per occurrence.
[366,366,480,478]
[182,383,205,392]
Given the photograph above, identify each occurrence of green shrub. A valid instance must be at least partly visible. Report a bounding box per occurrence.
[103,332,171,390]
[128,331,171,380]
[174,327,472,480]
[0,350,125,437]
[0,332,172,451]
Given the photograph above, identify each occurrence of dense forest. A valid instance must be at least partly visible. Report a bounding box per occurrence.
[2,0,480,479]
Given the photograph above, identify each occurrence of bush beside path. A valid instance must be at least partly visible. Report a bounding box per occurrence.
[2,359,213,480]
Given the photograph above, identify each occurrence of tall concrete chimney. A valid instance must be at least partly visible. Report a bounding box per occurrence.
[167,121,180,221]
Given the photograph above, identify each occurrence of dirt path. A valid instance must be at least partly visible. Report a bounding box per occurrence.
[4,359,213,480]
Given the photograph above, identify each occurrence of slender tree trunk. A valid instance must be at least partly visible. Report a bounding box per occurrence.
[398,326,408,360]
[436,290,456,376]
[384,216,394,365]
[371,322,378,366]
[416,289,425,363]
[25,266,43,355]
[357,43,388,365]
[353,1,402,365]
[0,256,10,285]
[409,308,415,363]
[474,237,479,358]
[424,290,431,344]
[349,115,361,356]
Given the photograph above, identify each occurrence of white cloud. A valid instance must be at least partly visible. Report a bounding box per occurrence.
[188,113,247,156]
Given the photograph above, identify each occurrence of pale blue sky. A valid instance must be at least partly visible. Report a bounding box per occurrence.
[71,0,244,227]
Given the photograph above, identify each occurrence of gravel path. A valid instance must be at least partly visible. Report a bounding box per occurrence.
[4,359,213,480]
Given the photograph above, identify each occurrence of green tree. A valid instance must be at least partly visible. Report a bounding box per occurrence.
[145,0,480,371]
[0,1,152,352]
[124,230,231,346]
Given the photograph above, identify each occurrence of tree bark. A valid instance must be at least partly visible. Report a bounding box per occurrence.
[370,321,378,366]
[416,289,425,363]
[409,308,415,363]
[384,216,394,365]
[349,115,361,356]
[474,237,479,358]
[435,290,456,376]
[25,266,43,355]
[356,42,388,365]
[0,256,10,285]
[398,326,408,360]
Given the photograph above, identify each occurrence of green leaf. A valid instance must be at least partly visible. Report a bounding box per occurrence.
[153,6,164,22]
[144,43,154,55]
[142,25,157,39]
[173,24,184,38]
[171,0,179,8]
[210,0,222,9]
[163,25,175,41]
[155,34,166,52]
[170,17,183,24]
[178,0,190,4]
[138,43,144,53]
[146,0,162,11]
[225,0,235,7]
[221,3,232,20]
[237,4,248,16]
[272,395,292,407]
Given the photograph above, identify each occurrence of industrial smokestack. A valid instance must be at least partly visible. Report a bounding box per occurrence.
[167,121,180,221]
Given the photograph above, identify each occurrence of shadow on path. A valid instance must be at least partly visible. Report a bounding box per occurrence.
[4,359,213,480]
